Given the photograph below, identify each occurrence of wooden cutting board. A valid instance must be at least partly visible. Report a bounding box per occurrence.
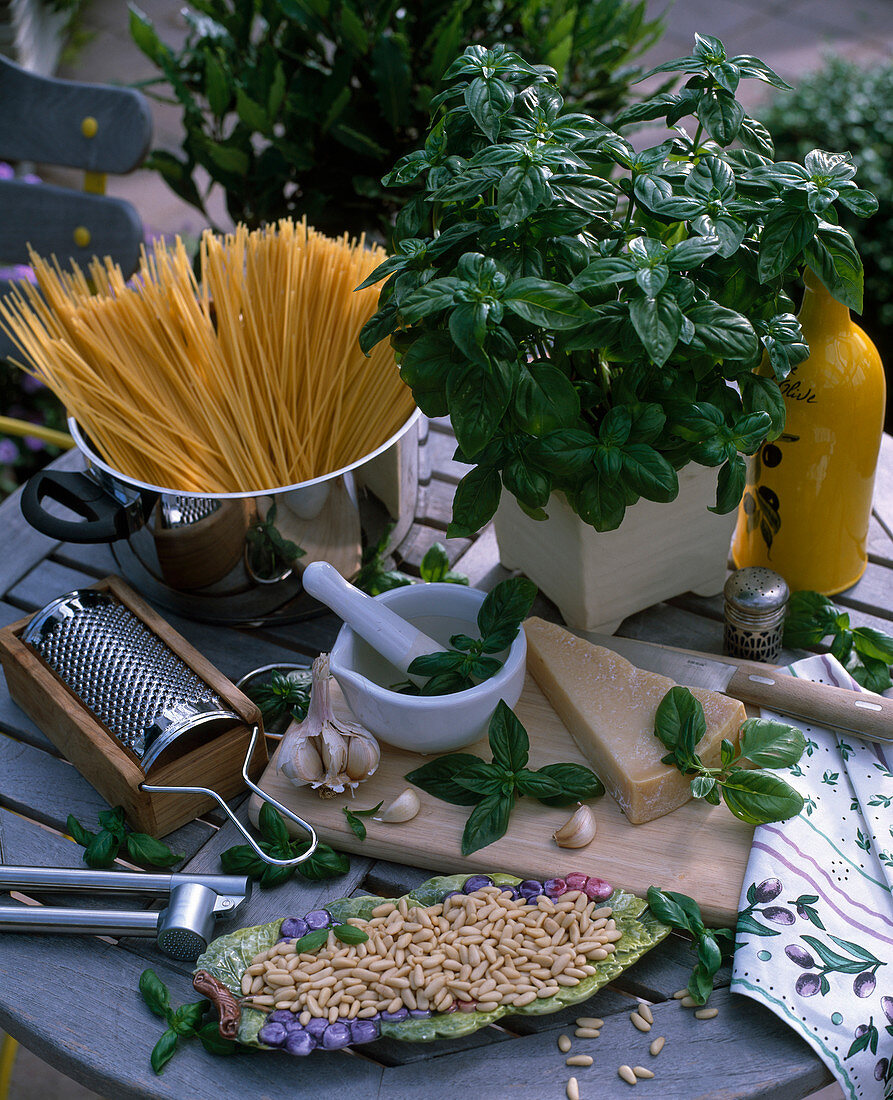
[251,661,757,926]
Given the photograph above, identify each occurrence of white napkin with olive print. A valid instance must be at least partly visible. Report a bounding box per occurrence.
[731,654,893,1100]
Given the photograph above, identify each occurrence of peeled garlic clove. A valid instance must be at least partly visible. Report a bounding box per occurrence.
[375,788,420,823]
[553,802,596,848]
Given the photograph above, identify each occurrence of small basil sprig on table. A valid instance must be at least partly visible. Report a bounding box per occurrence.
[406,700,603,855]
[139,969,237,1074]
[405,576,537,695]
[219,803,349,888]
[654,687,806,824]
[784,590,893,693]
[355,529,469,596]
[67,807,181,869]
[645,889,735,1005]
[342,801,384,841]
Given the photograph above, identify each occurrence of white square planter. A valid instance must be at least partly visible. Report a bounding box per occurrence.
[493,462,735,633]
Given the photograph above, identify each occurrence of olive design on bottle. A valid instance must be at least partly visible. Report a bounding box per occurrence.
[741,434,800,553]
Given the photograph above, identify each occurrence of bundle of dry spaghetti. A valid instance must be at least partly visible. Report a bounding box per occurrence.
[0,218,415,492]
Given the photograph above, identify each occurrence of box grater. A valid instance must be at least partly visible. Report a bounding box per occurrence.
[0,575,267,836]
[22,589,242,770]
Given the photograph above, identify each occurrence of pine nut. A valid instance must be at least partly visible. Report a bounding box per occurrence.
[513,990,537,1006]
[672,988,688,999]
[618,1065,637,1085]
[695,1007,718,1020]
[636,1003,653,1025]
[649,1036,665,1056]
[576,1017,604,1029]
[630,1012,651,1032]
[575,1027,600,1038]
[558,1034,572,1053]
[566,1076,580,1100]
[680,996,698,1008]
[633,1067,654,1079]
[566,1055,593,1067]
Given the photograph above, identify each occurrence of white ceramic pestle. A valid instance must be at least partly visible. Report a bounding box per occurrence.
[301,561,447,684]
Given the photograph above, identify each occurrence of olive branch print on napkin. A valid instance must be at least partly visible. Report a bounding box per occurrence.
[731,654,893,1100]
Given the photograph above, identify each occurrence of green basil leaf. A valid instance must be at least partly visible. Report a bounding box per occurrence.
[448,465,502,538]
[498,164,548,226]
[515,363,580,434]
[258,802,291,848]
[171,1000,206,1038]
[687,962,714,1005]
[510,769,560,799]
[333,924,369,945]
[420,542,451,582]
[343,808,367,841]
[84,829,119,868]
[408,651,466,677]
[259,861,297,889]
[420,671,475,695]
[125,833,182,868]
[709,455,747,514]
[219,844,267,879]
[448,364,511,460]
[698,87,744,145]
[534,763,605,807]
[503,278,589,329]
[851,626,893,664]
[150,1028,179,1075]
[687,301,759,360]
[691,775,717,800]
[783,590,838,647]
[629,294,682,367]
[197,1021,237,1056]
[460,791,514,855]
[654,686,707,756]
[293,928,331,953]
[406,753,489,806]
[569,256,637,292]
[465,75,513,141]
[685,156,735,201]
[720,769,804,824]
[98,806,127,838]
[739,719,806,768]
[645,887,705,937]
[66,814,95,849]
[758,207,819,282]
[487,699,529,773]
[477,577,538,645]
[139,969,171,1020]
[455,761,504,796]
[620,444,678,503]
[851,656,892,694]
[297,844,350,881]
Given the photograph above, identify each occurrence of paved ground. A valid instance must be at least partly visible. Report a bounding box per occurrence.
[5,0,893,1095]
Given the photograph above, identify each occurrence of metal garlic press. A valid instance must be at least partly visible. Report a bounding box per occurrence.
[0,868,251,960]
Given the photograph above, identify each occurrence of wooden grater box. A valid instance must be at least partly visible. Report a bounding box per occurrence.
[0,575,266,837]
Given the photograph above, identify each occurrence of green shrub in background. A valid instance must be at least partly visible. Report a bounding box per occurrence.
[129,0,665,240]
[760,55,893,427]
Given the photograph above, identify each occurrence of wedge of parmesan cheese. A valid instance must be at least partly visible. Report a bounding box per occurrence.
[524,617,746,824]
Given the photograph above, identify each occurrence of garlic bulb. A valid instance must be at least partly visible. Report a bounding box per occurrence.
[278,653,380,795]
[552,803,596,848]
[375,789,421,823]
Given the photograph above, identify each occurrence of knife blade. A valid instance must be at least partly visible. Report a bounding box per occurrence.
[585,633,893,744]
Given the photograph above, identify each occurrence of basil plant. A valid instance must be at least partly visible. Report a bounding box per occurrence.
[359,35,877,537]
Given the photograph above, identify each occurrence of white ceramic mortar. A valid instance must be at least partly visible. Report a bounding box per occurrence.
[328,583,527,753]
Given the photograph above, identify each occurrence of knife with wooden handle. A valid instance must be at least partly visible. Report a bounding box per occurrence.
[587,633,893,744]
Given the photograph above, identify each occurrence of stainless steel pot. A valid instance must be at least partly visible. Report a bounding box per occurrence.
[20,411,421,626]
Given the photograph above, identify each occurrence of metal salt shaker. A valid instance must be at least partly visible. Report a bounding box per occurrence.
[723,567,790,663]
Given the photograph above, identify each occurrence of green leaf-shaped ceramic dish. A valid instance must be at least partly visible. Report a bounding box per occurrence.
[195,873,670,1048]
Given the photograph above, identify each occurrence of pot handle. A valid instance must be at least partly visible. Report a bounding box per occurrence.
[20,469,147,544]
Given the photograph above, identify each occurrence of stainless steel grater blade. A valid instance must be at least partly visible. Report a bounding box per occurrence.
[22,589,241,769]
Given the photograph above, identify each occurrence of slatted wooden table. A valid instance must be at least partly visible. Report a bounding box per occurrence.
[1,418,890,1100]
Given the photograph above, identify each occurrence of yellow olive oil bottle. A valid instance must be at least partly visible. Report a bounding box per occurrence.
[732,270,886,593]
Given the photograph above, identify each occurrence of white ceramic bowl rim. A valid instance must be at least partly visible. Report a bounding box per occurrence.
[330,582,526,703]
